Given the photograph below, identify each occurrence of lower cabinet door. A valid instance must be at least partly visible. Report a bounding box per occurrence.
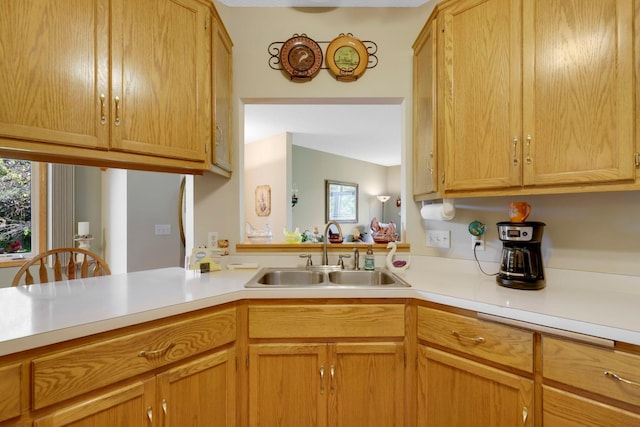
[330,342,405,427]
[32,379,155,427]
[417,345,533,427]
[157,348,236,427]
[543,386,640,427]
[249,342,405,427]
[249,343,328,427]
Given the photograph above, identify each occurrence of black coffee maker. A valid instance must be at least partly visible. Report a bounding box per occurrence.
[496,222,546,290]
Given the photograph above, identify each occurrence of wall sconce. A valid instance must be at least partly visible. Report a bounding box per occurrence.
[376,195,390,222]
[292,184,299,208]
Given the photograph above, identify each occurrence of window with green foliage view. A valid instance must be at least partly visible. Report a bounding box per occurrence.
[0,159,32,254]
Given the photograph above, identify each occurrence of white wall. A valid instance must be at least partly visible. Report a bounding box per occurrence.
[244,133,289,242]
[292,145,389,241]
[127,170,183,272]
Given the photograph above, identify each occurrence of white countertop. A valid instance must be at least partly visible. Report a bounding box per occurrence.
[1,256,639,356]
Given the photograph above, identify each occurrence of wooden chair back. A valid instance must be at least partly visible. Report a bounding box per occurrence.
[11,247,111,286]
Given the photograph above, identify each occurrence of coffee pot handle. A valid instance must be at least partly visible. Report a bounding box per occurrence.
[523,248,537,278]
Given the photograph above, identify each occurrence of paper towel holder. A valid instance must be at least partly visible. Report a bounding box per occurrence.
[421,199,456,221]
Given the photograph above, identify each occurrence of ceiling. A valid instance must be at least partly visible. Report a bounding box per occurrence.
[244,103,403,167]
[219,0,428,7]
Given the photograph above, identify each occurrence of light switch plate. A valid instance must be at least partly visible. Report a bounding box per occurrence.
[155,224,171,235]
[426,230,450,248]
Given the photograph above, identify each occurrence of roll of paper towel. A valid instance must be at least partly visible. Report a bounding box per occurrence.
[420,199,455,221]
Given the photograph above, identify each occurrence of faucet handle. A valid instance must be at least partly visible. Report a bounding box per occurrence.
[338,254,351,269]
[299,254,313,267]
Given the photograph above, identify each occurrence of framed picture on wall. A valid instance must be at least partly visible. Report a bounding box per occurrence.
[255,185,271,216]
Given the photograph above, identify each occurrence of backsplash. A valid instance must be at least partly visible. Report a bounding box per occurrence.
[416,190,640,277]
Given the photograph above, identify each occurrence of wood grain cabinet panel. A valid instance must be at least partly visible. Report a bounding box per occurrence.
[434,0,635,195]
[0,0,217,173]
[418,346,533,427]
[0,363,22,423]
[209,12,233,176]
[249,304,405,339]
[542,336,640,408]
[32,379,155,427]
[412,15,439,200]
[543,386,640,427]
[32,308,236,409]
[417,306,534,372]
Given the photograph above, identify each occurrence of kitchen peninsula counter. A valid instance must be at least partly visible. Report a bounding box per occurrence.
[1,256,639,356]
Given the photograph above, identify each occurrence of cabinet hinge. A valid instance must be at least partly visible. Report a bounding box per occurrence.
[205,143,208,154]
[635,152,640,168]
[441,21,444,32]
[404,352,407,368]
[441,171,445,184]
[204,19,208,30]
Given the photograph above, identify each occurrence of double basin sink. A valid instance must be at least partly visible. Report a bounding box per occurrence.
[244,267,411,288]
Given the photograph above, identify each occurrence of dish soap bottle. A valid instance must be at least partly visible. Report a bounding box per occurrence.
[364,245,375,271]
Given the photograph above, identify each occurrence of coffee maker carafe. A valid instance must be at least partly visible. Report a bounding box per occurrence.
[497,222,546,290]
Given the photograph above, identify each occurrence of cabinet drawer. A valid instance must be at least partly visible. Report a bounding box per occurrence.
[0,362,21,422]
[32,307,236,409]
[249,304,405,338]
[543,336,640,407]
[417,306,533,372]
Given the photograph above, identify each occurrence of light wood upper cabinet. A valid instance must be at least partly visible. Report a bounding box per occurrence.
[412,16,439,200]
[521,0,635,186]
[431,0,636,195]
[0,0,216,173]
[0,0,108,150]
[210,12,233,176]
[110,0,209,163]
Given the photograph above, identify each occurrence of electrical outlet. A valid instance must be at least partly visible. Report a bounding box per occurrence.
[472,235,485,251]
[427,230,450,248]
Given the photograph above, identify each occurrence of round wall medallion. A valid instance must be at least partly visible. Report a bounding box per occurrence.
[326,34,369,81]
[280,34,323,80]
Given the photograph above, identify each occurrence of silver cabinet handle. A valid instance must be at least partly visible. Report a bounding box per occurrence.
[138,342,175,358]
[522,406,528,425]
[162,399,167,415]
[451,330,485,343]
[512,137,519,166]
[604,370,640,388]
[147,407,153,423]
[525,134,532,164]
[319,366,325,394]
[100,93,106,125]
[114,96,121,126]
[330,365,335,394]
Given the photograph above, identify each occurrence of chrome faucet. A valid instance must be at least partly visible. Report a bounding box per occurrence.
[322,221,343,265]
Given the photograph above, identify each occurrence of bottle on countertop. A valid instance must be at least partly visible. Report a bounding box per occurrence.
[364,245,375,271]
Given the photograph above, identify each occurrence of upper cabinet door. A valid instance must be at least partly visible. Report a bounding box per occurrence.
[442,0,523,191]
[522,0,635,186]
[0,0,109,149]
[211,16,233,174]
[110,0,208,162]
[413,18,438,199]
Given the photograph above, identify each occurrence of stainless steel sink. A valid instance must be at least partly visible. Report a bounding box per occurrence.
[328,270,409,286]
[244,268,411,288]
[255,270,325,286]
